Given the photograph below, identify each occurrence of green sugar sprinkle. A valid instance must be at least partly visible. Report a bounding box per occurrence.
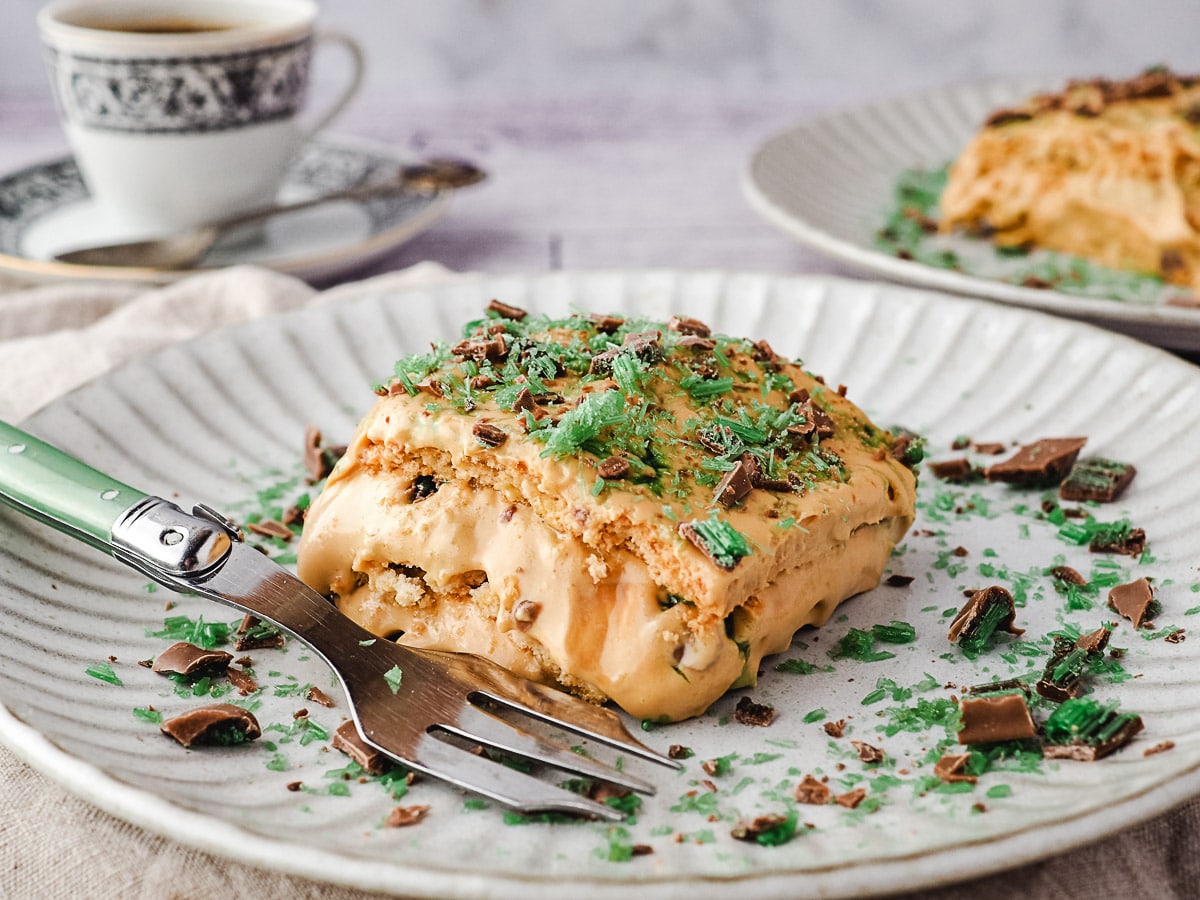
[383,665,404,694]
[146,614,232,650]
[829,628,896,663]
[872,620,917,644]
[803,708,828,723]
[85,662,122,686]
[132,706,162,723]
[684,513,753,568]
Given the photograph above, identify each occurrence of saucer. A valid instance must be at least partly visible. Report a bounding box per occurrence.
[0,136,451,285]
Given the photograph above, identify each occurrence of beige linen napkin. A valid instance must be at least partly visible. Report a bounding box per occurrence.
[0,264,1197,899]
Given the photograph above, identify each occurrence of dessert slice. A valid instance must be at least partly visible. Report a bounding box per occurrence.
[296,303,917,721]
[939,68,1200,292]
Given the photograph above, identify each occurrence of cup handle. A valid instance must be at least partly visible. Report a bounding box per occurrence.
[300,28,366,140]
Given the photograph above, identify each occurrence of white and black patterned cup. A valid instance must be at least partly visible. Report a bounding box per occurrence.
[38,0,364,236]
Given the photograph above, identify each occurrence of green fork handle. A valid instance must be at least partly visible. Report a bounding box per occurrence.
[0,419,147,554]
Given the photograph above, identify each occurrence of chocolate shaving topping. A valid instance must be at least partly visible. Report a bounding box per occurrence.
[734,695,775,727]
[1166,629,1187,644]
[451,334,508,364]
[957,693,1038,745]
[511,386,536,414]
[1060,457,1137,503]
[985,437,1087,486]
[1108,577,1155,628]
[588,347,621,376]
[622,330,663,363]
[333,720,388,774]
[850,741,885,764]
[984,108,1034,128]
[226,666,258,695]
[948,585,1024,653]
[589,313,624,333]
[415,376,444,398]
[486,298,528,320]
[160,703,261,748]
[152,642,233,677]
[303,426,343,481]
[793,774,831,805]
[472,422,508,448]
[385,804,430,827]
[928,458,976,482]
[247,519,293,541]
[934,753,978,784]
[677,335,716,351]
[713,458,754,507]
[731,813,793,842]
[597,456,632,480]
[667,315,711,337]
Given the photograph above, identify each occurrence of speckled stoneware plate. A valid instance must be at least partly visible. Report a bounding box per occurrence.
[0,135,449,286]
[743,79,1200,351]
[1,271,1199,898]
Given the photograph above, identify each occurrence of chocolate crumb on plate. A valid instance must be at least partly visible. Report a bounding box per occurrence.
[972,441,1008,455]
[226,666,259,695]
[667,744,693,760]
[1059,457,1137,502]
[1049,565,1087,586]
[1042,697,1144,761]
[985,437,1087,486]
[1036,629,1110,703]
[1144,741,1176,756]
[306,685,335,708]
[957,692,1037,745]
[246,519,293,541]
[1166,629,1187,644]
[850,741,885,764]
[151,642,233,677]
[928,458,977,482]
[885,574,915,587]
[385,804,430,827]
[731,813,794,842]
[1090,525,1147,557]
[823,719,846,738]
[1108,577,1156,628]
[835,788,868,809]
[948,585,1024,656]
[794,774,831,805]
[734,695,776,727]
[235,615,286,651]
[934,753,978,784]
[332,720,388,774]
[161,703,261,748]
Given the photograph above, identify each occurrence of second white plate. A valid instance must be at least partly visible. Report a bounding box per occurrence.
[743,78,1200,350]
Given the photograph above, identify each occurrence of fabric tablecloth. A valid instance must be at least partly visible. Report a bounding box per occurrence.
[0,264,1196,899]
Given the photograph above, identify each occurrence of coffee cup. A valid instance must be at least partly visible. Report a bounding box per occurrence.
[38,0,364,236]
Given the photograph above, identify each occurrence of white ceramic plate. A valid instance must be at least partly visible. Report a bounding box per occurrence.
[2,271,1199,898]
[743,79,1200,351]
[0,135,449,286]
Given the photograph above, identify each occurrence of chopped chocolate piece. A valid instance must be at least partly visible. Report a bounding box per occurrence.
[415,376,444,398]
[409,475,439,503]
[885,574,915,587]
[512,599,541,630]
[1042,697,1144,760]
[385,804,430,827]
[1144,741,1176,756]
[934,753,978,784]
[286,781,303,791]
[588,347,621,376]
[793,774,831,805]
[677,518,751,571]
[964,677,1031,697]
[697,424,735,455]
[333,720,388,774]
[787,401,835,444]
[589,312,624,333]
[677,335,716,351]
[472,422,508,448]
[731,813,794,842]
[928,458,976,482]
[281,504,305,527]
[750,340,777,364]
[667,315,711,337]
[303,426,342,481]
[622,330,663,363]
[160,703,261,748]
[890,430,925,468]
[1108,577,1155,628]
[788,388,810,405]
[948,586,1024,656]
[700,759,722,777]
[972,442,1007,456]
[985,108,1034,127]
[226,666,259,695]
[630,844,654,856]
[1166,629,1187,644]
[734,695,775,727]
[486,298,528,320]
[957,692,1037,745]
[247,519,293,541]
[984,437,1087,486]
[151,642,233,677]
[1060,457,1137,503]
[511,386,536,414]
[850,741,885,764]
[597,456,632,480]
[667,744,693,760]
[952,546,969,557]
[713,458,754,507]
[1076,627,1112,655]
[835,788,868,809]
[306,686,335,708]
[1036,630,1110,703]
[823,719,846,738]
[234,615,286,651]
[1090,526,1146,558]
[1050,565,1087,586]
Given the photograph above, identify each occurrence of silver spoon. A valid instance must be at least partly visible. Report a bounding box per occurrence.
[54,159,486,270]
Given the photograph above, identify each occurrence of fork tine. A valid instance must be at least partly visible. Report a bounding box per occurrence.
[441,704,657,795]
[405,732,626,821]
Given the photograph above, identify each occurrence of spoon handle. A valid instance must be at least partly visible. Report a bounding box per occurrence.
[209,178,409,234]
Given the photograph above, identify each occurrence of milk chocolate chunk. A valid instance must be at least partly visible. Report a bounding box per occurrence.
[486,298,528,321]
[247,519,293,541]
[472,422,508,448]
[734,695,775,727]
[984,437,1087,486]
[835,788,868,809]
[731,813,794,843]
[957,693,1037,745]
[934,753,978,784]
[151,642,233,677]
[928,458,976,482]
[226,665,259,695]
[1049,565,1087,586]
[713,458,754,507]
[333,720,388,774]
[793,774,831,805]
[851,741,885,764]
[667,315,711,337]
[1059,457,1137,503]
[1042,697,1144,761]
[161,703,261,748]
[1108,577,1155,628]
[1036,629,1111,703]
[385,804,430,827]
[235,615,285,651]
[303,426,344,481]
[948,586,1024,657]
[597,456,632,480]
[1090,525,1146,558]
[972,442,1007,456]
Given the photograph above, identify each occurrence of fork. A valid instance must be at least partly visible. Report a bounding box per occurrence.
[0,420,680,820]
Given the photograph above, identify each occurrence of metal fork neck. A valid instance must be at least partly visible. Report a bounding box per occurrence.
[110,497,237,584]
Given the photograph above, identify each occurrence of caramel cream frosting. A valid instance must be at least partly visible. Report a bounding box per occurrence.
[939,68,1200,291]
[296,304,917,721]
